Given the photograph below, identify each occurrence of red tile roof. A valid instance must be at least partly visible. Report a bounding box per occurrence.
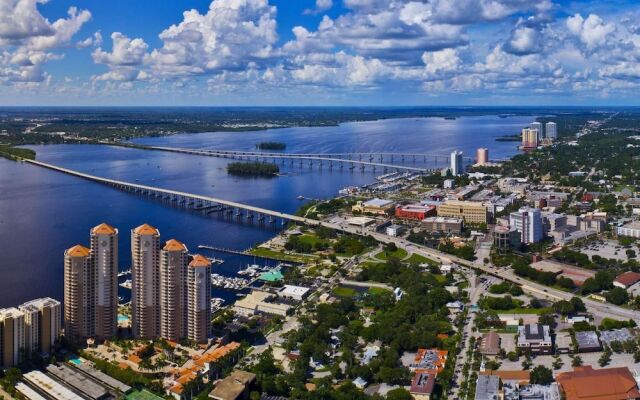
[614,271,640,288]
[66,244,90,257]
[410,370,436,395]
[189,254,211,268]
[557,366,640,400]
[92,223,117,235]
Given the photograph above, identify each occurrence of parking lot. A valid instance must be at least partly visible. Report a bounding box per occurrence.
[575,239,635,262]
[498,351,640,375]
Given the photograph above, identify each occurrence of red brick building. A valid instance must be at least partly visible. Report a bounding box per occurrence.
[395,204,436,221]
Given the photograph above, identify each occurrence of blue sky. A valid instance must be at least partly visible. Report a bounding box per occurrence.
[1,0,639,106]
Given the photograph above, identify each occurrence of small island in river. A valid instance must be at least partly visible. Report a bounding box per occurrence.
[256,141,286,150]
[227,161,279,177]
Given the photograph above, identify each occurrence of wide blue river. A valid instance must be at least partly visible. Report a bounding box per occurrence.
[0,115,531,307]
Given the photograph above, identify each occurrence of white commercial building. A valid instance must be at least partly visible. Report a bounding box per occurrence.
[450,150,464,176]
[278,285,311,301]
[546,122,557,140]
[509,207,543,244]
[386,224,406,237]
[617,222,640,238]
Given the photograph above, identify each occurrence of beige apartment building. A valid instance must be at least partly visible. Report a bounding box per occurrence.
[18,297,61,356]
[436,200,489,224]
[187,255,211,344]
[63,244,95,343]
[91,223,119,340]
[159,239,189,342]
[0,307,25,368]
[131,224,161,339]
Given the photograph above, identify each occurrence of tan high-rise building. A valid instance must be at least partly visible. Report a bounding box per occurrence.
[0,308,25,368]
[187,255,211,344]
[131,224,161,339]
[476,148,489,165]
[91,223,118,340]
[64,244,95,343]
[18,298,61,356]
[437,200,489,224]
[159,239,189,342]
[521,128,539,148]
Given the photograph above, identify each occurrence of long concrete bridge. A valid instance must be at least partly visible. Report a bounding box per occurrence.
[145,146,446,173]
[25,159,315,226]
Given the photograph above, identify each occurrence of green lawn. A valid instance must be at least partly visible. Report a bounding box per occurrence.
[126,390,164,400]
[433,274,447,283]
[368,287,391,295]
[374,248,408,261]
[333,286,358,297]
[406,253,438,265]
[249,247,318,264]
[298,234,324,246]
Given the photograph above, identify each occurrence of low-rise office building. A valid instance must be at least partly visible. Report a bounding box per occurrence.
[574,331,601,353]
[410,371,436,400]
[352,199,395,215]
[437,200,489,224]
[618,222,640,238]
[233,291,291,317]
[386,224,406,237]
[517,324,552,355]
[395,204,436,221]
[475,374,501,400]
[208,370,256,400]
[422,216,463,234]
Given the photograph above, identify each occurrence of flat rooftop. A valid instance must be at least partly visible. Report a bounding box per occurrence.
[47,364,109,400]
[74,361,132,394]
[23,370,85,400]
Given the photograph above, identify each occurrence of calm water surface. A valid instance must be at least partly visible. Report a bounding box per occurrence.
[0,115,532,306]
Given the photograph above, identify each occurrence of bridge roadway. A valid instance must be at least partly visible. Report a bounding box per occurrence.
[147,146,440,173]
[25,158,315,224]
[24,158,638,322]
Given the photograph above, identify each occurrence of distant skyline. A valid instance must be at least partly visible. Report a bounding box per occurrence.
[1,0,639,106]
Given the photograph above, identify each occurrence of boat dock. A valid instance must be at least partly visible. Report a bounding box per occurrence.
[198,245,251,256]
[198,245,302,264]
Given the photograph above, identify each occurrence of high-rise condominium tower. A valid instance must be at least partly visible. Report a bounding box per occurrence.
[530,121,543,138]
[187,255,212,344]
[476,148,489,165]
[0,308,25,368]
[546,122,557,140]
[450,150,463,176]
[91,223,118,340]
[131,224,161,339]
[159,239,189,342]
[63,244,94,343]
[18,298,61,357]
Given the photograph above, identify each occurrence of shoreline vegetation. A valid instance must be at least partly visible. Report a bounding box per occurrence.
[256,141,286,150]
[226,161,279,177]
[0,107,607,146]
[495,134,521,142]
[0,145,36,161]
